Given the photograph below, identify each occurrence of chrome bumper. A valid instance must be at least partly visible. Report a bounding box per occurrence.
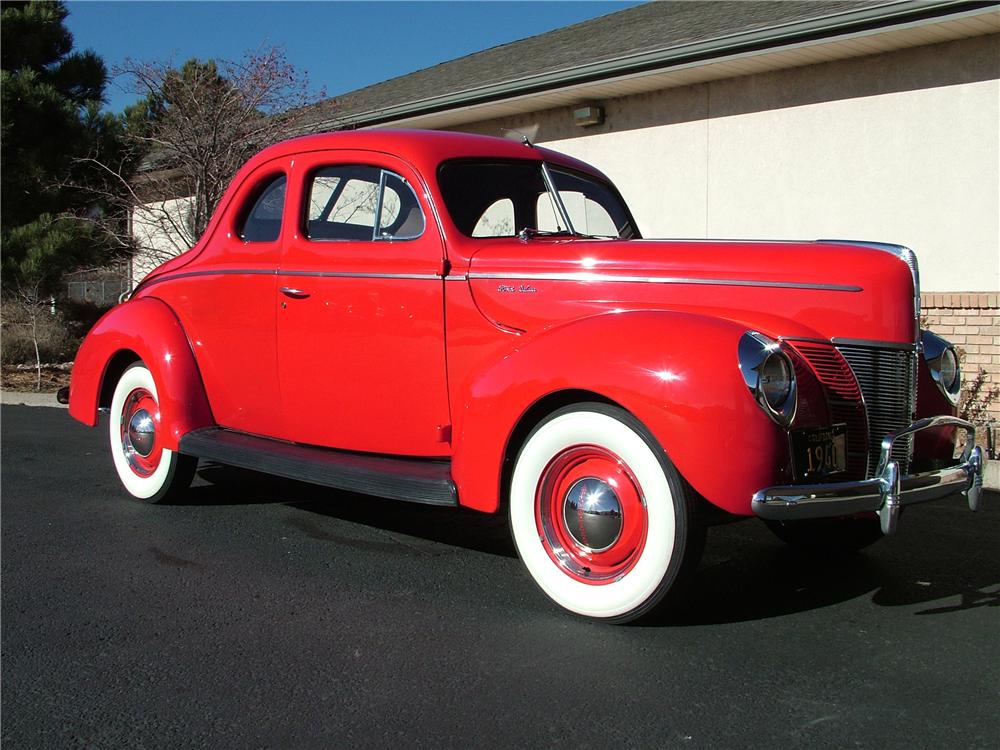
[752,416,985,535]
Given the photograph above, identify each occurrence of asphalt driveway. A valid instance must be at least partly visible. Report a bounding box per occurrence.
[2,404,997,748]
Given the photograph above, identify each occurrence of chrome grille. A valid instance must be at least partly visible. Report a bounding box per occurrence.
[836,345,917,476]
[789,342,868,479]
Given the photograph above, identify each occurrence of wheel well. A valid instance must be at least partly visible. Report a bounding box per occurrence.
[99,350,141,409]
[498,389,619,511]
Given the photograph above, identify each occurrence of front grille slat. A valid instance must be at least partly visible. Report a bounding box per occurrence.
[836,345,917,476]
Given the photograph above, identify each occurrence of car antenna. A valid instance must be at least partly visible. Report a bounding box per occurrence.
[501,128,533,147]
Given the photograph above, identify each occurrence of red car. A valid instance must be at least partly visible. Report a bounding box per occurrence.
[66,130,985,622]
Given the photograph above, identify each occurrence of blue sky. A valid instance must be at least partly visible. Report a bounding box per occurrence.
[64,1,643,113]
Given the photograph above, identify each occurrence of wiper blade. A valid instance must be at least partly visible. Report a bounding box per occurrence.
[518,227,604,241]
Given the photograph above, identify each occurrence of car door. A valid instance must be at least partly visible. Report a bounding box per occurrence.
[275,150,451,456]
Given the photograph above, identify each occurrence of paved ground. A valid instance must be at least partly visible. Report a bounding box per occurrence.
[2,404,998,748]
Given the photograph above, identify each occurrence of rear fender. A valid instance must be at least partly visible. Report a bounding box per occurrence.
[451,310,788,515]
[68,297,214,450]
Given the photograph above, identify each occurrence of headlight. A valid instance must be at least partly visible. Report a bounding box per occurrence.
[760,354,793,409]
[921,330,961,405]
[739,331,797,426]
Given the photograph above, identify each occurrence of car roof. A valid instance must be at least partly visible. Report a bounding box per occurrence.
[244,129,606,181]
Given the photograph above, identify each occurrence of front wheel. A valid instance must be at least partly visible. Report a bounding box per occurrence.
[509,403,703,623]
[108,362,196,503]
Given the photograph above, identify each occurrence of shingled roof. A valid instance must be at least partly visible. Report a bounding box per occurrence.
[301,0,988,131]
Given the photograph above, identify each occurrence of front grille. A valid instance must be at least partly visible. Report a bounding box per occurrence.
[790,342,868,479]
[836,345,917,476]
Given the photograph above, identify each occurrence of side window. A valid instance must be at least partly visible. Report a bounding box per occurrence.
[239,174,286,242]
[306,165,424,241]
[378,172,424,240]
[536,191,617,236]
[472,198,514,237]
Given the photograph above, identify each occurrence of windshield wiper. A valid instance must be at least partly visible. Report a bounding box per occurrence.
[518,227,606,241]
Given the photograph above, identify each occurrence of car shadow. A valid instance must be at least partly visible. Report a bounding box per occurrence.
[656,492,1000,626]
[179,463,517,558]
[179,465,999,624]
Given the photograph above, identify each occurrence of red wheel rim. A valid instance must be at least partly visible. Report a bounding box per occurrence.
[119,388,162,477]
[534,445,648,585]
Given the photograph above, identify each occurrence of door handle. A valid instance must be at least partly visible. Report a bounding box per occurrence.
[280,287,310,299]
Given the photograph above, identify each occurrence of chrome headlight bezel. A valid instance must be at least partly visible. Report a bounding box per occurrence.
[921,329,961,405]
[738,331,797,427]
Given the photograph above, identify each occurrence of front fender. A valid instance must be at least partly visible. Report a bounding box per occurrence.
[451,310,788,515]
[68,297,214,450]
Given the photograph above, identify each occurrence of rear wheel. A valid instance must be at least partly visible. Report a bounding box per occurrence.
[108,362,196,503]
[509,403,703,623]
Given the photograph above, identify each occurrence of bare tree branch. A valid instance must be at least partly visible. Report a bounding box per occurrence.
[67,46,330,281]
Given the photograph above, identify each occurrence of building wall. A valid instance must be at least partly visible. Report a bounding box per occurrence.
[451,33,1000,420]
[130,196,195,283]
[453,34,999,293]
[922,292,1000,423]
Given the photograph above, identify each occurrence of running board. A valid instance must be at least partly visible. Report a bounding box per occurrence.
[178,428,457,506]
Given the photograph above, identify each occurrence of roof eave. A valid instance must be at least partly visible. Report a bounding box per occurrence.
[312,0,996,131]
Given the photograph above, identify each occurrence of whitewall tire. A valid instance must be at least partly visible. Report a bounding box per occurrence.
[108,362,196,503]
[509,403,702,622]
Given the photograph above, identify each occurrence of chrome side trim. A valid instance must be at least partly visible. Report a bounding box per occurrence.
[279,270,442,280]
[138,268,446,289]
[752,416,984,535]
[135,268,277,291]
[468,272,861,292]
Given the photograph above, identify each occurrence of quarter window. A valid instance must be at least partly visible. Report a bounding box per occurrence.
[238,174,286,242]
[306,166,424,241]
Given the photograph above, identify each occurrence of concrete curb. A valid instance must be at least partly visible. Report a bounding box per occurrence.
[1,391,68,409]
[985,459,999,491]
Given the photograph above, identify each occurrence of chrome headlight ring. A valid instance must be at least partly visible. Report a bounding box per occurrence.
[921,330,961,405]
[738,331,797,427]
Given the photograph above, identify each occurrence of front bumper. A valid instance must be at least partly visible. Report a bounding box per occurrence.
[752,416,985,535]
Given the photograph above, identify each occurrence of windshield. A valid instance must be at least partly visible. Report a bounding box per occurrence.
[437,159,640,240]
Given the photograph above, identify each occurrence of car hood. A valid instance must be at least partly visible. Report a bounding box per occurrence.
[466,238,918,344]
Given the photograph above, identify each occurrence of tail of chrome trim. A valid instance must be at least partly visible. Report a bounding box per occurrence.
[468,272,861,292]
[752,416,984,535]
[818,240,920,338]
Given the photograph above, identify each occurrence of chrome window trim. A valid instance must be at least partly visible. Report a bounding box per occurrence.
[469,272,861,292]
[371,169,387,241]
[305,166,426,244]
[539,162,575,235]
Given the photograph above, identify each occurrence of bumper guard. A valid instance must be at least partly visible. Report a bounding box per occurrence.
[752,416,985,535]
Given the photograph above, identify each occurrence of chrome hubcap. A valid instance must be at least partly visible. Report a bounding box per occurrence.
[121,388,159,477]
[562,477,623,552]
[128,409,156,457]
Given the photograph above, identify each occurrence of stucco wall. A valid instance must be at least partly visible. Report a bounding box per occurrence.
[453,34,1000,294]
[130,196,195,282]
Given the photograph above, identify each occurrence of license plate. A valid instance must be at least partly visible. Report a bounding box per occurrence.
[791,424,848,481]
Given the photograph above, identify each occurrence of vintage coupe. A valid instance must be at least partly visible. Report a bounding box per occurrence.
[67,130,985,622]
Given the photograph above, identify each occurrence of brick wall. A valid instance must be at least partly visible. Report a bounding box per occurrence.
[921,292,1000,423]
